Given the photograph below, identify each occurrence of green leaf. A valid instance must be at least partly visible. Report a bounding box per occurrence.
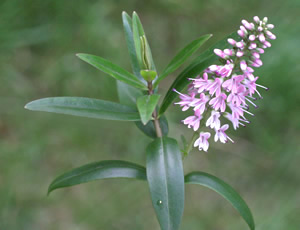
[185,172,255,230]
[122,11,144,81]
[132,12,156,71]
[137,94,160,125]
[25,97,141,121]
[48,160,147,194]
[135,115,169,138]
[146,137,185,230]
[76,53,147,90]
[117,81,143,107]
[159,32,238,116]
[154,34,212,88]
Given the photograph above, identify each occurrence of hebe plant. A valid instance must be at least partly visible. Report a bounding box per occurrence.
[25,12,275,230]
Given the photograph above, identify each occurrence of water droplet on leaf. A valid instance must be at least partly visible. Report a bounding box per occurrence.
[157,200,163,206]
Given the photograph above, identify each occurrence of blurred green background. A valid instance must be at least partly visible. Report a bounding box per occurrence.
[0,0,299,229]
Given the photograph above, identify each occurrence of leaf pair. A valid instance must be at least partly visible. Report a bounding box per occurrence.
[48,137,254,230]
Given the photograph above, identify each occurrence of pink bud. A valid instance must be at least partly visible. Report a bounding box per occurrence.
[240,60,247,71]
[249,34,256,41]
[252,52,260,59]
[236,41,244,48]
[257,48,264,54]
[249,43,257,49]
[267,24,274,29]
[258,26,263,32]
[254,59,263,66]
[266,31,276,40]
[259,34,266,43]
[227,38,236,46]
[240,26,247,32]
[238,30,245,38]
[236,51,244,57]
[224,49,233,56]
[253,16,260,23]
[214,49,226,58]
[264,41,272,47]
[242,20,254,30]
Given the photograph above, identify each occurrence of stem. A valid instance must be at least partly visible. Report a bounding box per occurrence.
[148,81,162,137]
[183,131,199,158]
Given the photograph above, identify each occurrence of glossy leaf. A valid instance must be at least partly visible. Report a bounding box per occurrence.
[137,94,160,125]
[135,115,169,138]
[185,172,255,230]
[146,137,184,230]
[132,12,156,71]
[154,34,212,88]
[48,160,147,194]
[25,97,141,121]
[159,32,238,115]
[76,53,147,90]
[122,11,144,81]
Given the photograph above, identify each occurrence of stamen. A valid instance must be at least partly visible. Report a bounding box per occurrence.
[245,97,258,108]
[256,84,269,90]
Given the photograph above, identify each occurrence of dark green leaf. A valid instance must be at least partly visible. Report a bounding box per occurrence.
[122,11,144,81]
[25,97,141,121]
[137,94,160,125]
[117,81,143,107]
[159,32,238,115]
[76,53,147,90]
[135,115,169,138]
[185,172,255,230]
[48,160,147,194]
[154,34,212,88]
[146,137,185,230]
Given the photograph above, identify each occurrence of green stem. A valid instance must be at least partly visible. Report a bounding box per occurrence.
[148,81,162,137]
[183,131,199,158]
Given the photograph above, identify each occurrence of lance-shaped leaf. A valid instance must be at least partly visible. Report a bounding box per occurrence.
[146,137,185,230]
[137,94,160,125]
[159,32,239,116]
[122,11,144,81]
[48,160,147,194]
[154,34,212,88]
[185,172,255,230]
[25,97,141,121]
[132,12,156,71]
[76,54,147,90]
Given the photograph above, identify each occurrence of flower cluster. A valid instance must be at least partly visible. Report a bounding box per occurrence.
[174,16,276,152]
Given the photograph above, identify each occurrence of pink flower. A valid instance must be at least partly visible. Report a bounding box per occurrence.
[190,93,209,114]
[182,110,202,131]
[173,89,196,111]
[194,132,211,151]
[222,75,244,93]
[209,93,227,112]
[214,124,234,143]
[207,78,222,96]
[216,63,234,77]
[227,85,247,106]
[191,72,212,93]
[206,111,221,129]
[225,113,250,130]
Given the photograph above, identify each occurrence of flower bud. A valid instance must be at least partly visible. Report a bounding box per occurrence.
[140,70,157,82]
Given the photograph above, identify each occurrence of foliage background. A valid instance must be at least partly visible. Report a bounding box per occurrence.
[0,0,299,229]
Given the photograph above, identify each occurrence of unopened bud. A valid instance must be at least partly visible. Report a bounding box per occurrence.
[140,70,157,82]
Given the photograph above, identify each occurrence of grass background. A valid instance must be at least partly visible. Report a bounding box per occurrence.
[0,0,299,229]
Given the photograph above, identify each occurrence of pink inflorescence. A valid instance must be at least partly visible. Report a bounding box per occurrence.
[174,16,276,152]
